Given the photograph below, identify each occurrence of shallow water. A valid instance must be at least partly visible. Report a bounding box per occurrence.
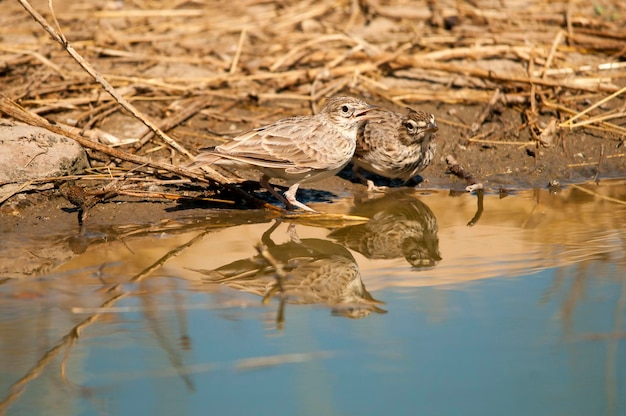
[1,180,626,415]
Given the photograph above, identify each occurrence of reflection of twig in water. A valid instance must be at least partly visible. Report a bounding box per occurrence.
[0,292,125,415]
[0,229,213,413]
[539,267,567,305]
[103,230,214,390]
[604,275,626,416]
[561,269,587,337]
[141,286,196,391]
[520,189,540,229]
[256,237,289,330]
[128,229,213,285]
[554,269,626,416]
[570,183,626,206]
[172,279,192,351]
[466,189,484,227]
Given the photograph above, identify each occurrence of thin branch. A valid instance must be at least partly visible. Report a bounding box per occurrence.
[0,93,224,184]
[229,29,247,75]
[561,85,626,128]
[16,0,194,159]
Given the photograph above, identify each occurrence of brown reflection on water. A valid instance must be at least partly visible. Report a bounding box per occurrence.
[328,192,441,268]
[188,220,386,327]
[354,180,626,290]
[1,181,625,304]
[1,180,626,414]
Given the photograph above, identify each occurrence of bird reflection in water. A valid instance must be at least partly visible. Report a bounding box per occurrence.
[190,221,386,328]
[329,191,441,268]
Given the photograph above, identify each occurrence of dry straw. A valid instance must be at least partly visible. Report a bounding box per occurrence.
[0,0,625,207]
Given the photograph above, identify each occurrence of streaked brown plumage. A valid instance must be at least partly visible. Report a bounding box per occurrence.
[192,96,377,212]
[353,108,438,191]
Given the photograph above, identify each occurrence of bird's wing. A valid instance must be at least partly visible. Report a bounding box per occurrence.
[214,116,340,170]
[356,110,402,153]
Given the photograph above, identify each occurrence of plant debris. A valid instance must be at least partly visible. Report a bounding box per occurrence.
[0,0,625,212]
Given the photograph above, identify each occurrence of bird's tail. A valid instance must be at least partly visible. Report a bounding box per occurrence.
[188,148,221,170]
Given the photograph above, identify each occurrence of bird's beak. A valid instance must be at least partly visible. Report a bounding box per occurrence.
[355,105,379,120]
[427,121,439,132]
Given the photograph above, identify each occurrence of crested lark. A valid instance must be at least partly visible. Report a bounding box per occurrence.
[192,96,376,212]
[353,108,438,191]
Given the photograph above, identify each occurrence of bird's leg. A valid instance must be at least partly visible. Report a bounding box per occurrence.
[259,176,316,213]
[261,219,282,246]
[367,180,389,193]
[259,174,297,210]
[283,184,317,213]
[286,223,302,244]
[353,165,388,193]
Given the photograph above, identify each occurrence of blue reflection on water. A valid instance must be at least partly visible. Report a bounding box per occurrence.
[74,267,624,416]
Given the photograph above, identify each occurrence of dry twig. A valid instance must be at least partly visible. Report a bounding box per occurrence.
[16,0,194,159]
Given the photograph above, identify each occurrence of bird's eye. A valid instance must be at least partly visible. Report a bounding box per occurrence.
[341,105,350,113]
[405,120,418,133]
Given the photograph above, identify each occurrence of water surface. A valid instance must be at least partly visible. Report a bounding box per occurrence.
[1,180,625,415]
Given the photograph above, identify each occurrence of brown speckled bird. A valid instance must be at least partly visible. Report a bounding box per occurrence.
[353,108,438,191]
[192,96,377,212]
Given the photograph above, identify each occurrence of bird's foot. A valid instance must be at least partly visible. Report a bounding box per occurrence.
[283,186,318,213]
[367,180,388,193]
